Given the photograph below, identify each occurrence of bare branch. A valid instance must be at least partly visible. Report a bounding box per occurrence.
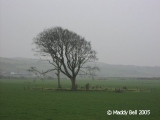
[28,67,56,76]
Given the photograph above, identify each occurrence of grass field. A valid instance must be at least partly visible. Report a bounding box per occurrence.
[0,78,160,120]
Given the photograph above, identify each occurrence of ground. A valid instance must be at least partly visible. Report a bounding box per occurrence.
[0,78,160,120]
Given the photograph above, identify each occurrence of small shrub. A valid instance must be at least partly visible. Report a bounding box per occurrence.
[115,88,124,93]
[123,86,127,90]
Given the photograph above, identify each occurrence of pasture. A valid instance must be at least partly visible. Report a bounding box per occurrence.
[0,78,160,120]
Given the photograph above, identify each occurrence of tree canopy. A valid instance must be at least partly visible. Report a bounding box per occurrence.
[33,27,97,90]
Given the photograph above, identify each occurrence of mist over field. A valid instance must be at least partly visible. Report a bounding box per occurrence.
[1,57,160,78]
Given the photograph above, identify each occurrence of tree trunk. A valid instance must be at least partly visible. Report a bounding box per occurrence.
[56,69,62,88]
[71,77,77,91]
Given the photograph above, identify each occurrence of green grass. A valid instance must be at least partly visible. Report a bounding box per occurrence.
[0,78,160,120]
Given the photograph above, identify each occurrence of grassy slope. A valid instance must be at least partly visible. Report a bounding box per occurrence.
[0,79,160,120]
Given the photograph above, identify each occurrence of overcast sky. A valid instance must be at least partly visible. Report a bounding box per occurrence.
[0,0,160,66]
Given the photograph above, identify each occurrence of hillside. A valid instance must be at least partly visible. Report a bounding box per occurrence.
[0,57,160,78]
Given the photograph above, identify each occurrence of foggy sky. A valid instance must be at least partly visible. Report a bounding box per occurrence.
[0,0,160,66]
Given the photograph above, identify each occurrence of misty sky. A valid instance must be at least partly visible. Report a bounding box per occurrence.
[0,0,160,66]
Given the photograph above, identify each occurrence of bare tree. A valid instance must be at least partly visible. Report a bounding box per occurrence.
[41,58,62,88]
[28,64,62,88]
[33,29,63,88]
[33,27,97,90]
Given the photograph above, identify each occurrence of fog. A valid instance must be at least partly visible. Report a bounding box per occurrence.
[0,0,160,66]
